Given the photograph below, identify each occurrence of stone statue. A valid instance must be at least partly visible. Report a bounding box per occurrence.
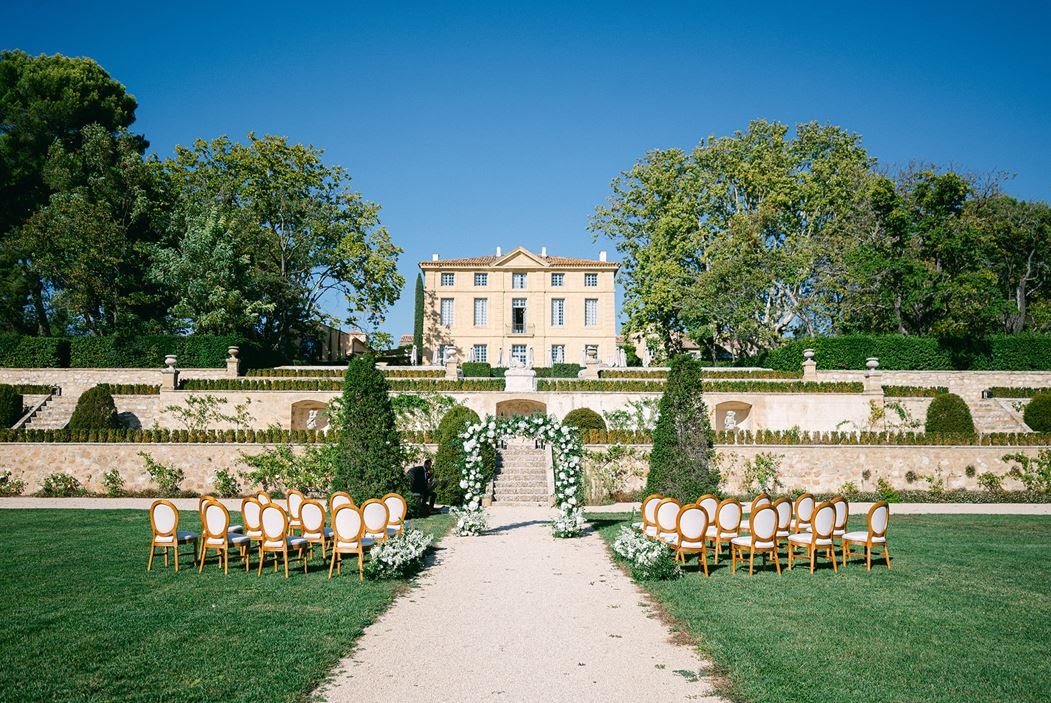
[580,348,587,366]
[411,344,418,366]
[306,409,319,430]
[619,348,627,367]
[724,410,737,430]
[498,347,504,367]
[526,346,534,369]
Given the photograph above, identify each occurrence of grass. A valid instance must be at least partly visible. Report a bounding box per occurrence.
[0,509,453,703]
[592,513,1051,703]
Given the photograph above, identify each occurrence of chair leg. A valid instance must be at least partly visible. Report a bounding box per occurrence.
[731,544,736,574]
[174,543,180,572]
[358,551,364,581]
[328,549,337,578]
[810,548,815,574]
[283,550,289,578]
[830,545,838,573]
[224,548,229,576]
[773,549,781,575]
[866,544,872,571]
[147,545,155,571]
[713,539,720,564]
[303,548,308,574]
[787,545,793,570]
[700,549,709,577]
[199,546,206,573]
[258,546,264,575]
[883,543,891,570]
[164,547,169,567]
[749,550,754,576]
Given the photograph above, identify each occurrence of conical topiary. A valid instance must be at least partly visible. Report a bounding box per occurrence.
[66,385,122,430]
[645,354,719,501]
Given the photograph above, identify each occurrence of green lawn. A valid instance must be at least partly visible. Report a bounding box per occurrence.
[0,509,453,703]
[592,513,1051,703]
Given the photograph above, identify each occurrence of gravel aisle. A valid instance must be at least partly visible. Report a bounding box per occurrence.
[320,506,724,703]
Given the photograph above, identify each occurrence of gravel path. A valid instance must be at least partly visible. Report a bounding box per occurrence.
[320,506,724,703]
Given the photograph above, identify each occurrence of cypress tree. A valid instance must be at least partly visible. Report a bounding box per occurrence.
[645,354,719,501]
[413,273,424,364]
[333,353,409,499]
[66,385,122,430]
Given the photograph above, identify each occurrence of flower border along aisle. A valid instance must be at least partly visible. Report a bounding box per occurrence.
[455,414,586,538]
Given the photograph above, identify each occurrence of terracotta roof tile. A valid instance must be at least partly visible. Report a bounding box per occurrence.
[420,252,616,267]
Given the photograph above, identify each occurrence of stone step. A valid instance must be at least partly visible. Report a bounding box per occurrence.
[494,487,552,497]
[24,396,77,430]
[493,480,549,490]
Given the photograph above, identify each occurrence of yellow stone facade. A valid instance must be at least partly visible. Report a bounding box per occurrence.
[419,246,619,367]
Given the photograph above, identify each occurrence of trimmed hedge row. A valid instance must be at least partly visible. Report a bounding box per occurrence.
[883,385,948,397]
[600,369,803,380]
[762,334,1051,371]
[97,384,160,395]
[460,363,584,378]
[180,378,506,392]
[382,369,445,378]
[0,428,332,443]
[246,368,344,378]
[987,387,1048,398]
[537,379,864,393]
[537,379,666,392]
[12,384,54,395]
[0,334,275,368]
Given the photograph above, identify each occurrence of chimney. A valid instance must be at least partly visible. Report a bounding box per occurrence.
[599,250,607,262]
[431,253,439,261]
[495,246,502,256]
[541,246,547,257]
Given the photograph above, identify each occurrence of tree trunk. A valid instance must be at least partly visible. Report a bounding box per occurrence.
[30,276,51,337]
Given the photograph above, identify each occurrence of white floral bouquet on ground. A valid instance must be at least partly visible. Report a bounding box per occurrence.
[611,526,681,580]
[552,504,586,538]
[364,528,434,579]
[452,505,488,536]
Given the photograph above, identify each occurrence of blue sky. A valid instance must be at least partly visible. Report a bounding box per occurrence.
[5,1,1050,340]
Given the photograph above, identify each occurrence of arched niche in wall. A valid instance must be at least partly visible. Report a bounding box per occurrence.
[714,400,752,432]
[290,400,331,430]
[495,399,547,417]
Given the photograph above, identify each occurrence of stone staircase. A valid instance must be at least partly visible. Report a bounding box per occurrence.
[22,395,78,430]
[492,440,551,505]
[970,399,1030,433]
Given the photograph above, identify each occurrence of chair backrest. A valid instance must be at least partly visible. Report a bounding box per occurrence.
[750,493,771,512]
[255,490,271,505]
[795,493,815,523]
[260,504,288,545]
[749,505,777,543]
[329,492,353,516]
[198,494,216,524]
[697,494,719,522]
[241,497,263,533]
[716,498,742,533]
[676,504,708,542]
[655,498,681,534]
[811,502,836,539]
[332,504,364,544]
[641,494,662,525]
[771,497,792,532]
[868,501,890,538]
[202,500,230,540]
[382,493,407,526]
[286,489,305,520]
[149,499,178,538]
[360,498,390,535]
[299,499,326,536]
[831,497,849,531]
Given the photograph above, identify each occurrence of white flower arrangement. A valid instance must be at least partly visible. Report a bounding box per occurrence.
[364,528,434,579]
[611,526,681,580]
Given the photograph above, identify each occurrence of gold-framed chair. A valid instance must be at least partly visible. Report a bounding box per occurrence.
[787,501,838,573]
[654,497,682,544]
[360,498,391,543]
[705,498,742,564]
[696,494,719,524]
[831,497,848,540]
[635,494,662,537]
[672,503,710,576]
[792,492,815,533]
[241,496,264,554]
[198,500,251,575]
[199,494,243,537]
[382,493,408,537]
[771,497,793,548]
[257,504,308,577]
[299,499,333,559]
[286,489,305,534]
[730,505,780,575]
[147,499,198,572]
[329,504,374,580]
[254,489,271,505]
[842,501,891,571]
[329,491,354,521]
[750,493,772,513]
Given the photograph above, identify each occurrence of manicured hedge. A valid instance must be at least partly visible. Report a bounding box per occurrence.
[563,407,606,431]
[1024,393,1051,432]
[0,385,23,428]
[537,379,863,393]
[600,369,803,380]
[382,368,445,378]
[538,380,666,392]
[987,387,1049,398]
[12,384,54,395]
[883,385,949,397]
[246,368,344,378]
[461,362,492,378]
[0,334,275,368]
[762,334,1051,371]
[460,364,582,378]
[925,393,976,435]
[96,384,160,395]
[0,428,333,443]
[180,378,505,392]
[0,335,68,367]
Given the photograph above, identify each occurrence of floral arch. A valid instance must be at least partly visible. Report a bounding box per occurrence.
[456,414,585,538]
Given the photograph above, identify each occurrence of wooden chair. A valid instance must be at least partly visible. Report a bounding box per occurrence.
[198,500,251,575]
[654,497,682,544]
[672,503,709,576]
[382,493,408,537]
[299,499,333,559]
[792,493,815,533]
[329,504,374,580]
[361,499,391,543]
[329,491,354,521]
[257,504,308,578]
[241,496,264,551]
[696,494,719,524]
[254,489,271,505]
[750,493,771,512]
[831,497,849,540]
[705,498,742,564]
[200,494,242,535]
[730,505,780,575]
[147,499,198,572]
[771,497,793,547]
[842,501,891,571]
[286,489,305,534]
[635,494,662,537]
[787,501,838,574]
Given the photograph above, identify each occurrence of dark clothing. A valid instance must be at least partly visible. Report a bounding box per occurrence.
[408,465,437,512]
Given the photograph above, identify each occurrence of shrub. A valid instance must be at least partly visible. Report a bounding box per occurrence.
[1002,449,1051,494]
[0,470,26,496]
[562,407,606,432]
[925,393,975,435]
[212,469,241,497]
[876,476,901,502]
[102,468,125,497]
[332,354,409,500]
[0,384,23,428]
[1024,392,1051,432]
[461,362,492,377]
[0,334,68,367]
[977,471,1003,493]
[611,526,681,580]
[139,451,185,495]
[433,406,496,505]
[550,363,583,378]
[741,452,783,493]
[646,355,719,501]
[68,334,245,368]
[39,472,85,497]
[839,481,859,498]
[66,386,122,430]
[363,528,434,579]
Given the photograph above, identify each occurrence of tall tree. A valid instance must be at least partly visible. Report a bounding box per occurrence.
[0,50,141,334]
[164,133,403,354]
[413,273,424,363]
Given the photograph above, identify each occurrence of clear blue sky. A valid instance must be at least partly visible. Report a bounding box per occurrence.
[5,1,1050,340]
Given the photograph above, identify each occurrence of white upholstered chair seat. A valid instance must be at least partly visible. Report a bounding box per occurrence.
[842,531,886,543]
[705,527,737,539]
[678,538,706,549]
[246,529,263,539]
[775,529,790,538]
[155,530,197,544]
[227,525,244,533]
[659,533,677,544]
[386,526,403,537]
[335,537,375,550]
[731,536,774,549]
[833,528,845,537]
[206,533,251,546]
[263,536,307,548]
[788,533,832,547]
[644,525,658,537]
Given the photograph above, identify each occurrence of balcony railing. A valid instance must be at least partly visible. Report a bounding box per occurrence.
[506,323,535,336]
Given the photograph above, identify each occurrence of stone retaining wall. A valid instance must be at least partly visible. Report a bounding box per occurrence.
[0,368,228,395]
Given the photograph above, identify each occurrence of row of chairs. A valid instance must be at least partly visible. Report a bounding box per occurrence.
[147,491,408,580]
[634,492,891,576]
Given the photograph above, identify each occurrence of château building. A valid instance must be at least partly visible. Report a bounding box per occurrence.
[419,246,619,367]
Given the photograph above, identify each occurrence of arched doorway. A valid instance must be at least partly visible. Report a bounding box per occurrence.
[495,398,547,417]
